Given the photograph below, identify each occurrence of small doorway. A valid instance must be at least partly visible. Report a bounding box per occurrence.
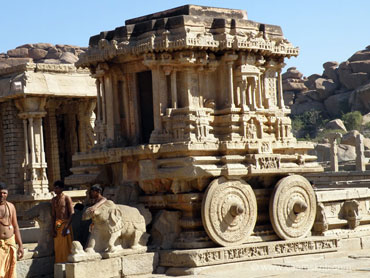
[137,71,154,144]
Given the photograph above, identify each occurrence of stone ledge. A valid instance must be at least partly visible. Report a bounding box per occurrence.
[160,237,339,268]
[65,252,158,278]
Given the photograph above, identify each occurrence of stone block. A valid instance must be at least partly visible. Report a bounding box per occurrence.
[121,252,158,276]
[17,256,54,278]
[65,257,121,278]
[339,237,361,251]
[54,263,65,278]
[361,235,370,249]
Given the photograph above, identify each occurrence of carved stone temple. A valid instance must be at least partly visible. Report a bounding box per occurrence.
[61,4,370,277]
[0,53,96,221]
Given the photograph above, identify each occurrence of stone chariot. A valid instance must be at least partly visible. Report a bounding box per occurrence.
[70,4,323,250]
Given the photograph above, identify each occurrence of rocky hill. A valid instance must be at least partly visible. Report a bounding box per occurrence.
[0,43,87,69]
[283,45,370,117]
[283,45,370,163]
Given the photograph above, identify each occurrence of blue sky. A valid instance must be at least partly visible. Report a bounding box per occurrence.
[1,0,369,77]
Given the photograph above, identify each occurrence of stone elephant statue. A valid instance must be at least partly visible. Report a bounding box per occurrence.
[24,202,53,257]
[82,200,151,254]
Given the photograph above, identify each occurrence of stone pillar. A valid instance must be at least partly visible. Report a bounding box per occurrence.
[240,79,248,111]
[150,66,163,133]
[2,102,25,194]
[77,99,96,152]
[277,69,285,109]
[44,102,61,188]
[356,134,366,172]
[227,62,235,108]
[328,133,342,172]
[257,73,263,109]
[16,97,49,196]
[171,70,178,109]
[104,74,115,141]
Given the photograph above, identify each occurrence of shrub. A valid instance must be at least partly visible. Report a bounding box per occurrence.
[342,111,362,131]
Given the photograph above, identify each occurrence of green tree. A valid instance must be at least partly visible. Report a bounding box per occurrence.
[291,110,327,139]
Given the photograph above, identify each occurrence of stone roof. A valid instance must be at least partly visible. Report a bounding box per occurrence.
[77,5,298,67]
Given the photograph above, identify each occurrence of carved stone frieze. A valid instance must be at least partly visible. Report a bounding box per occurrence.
[160,237,339,267]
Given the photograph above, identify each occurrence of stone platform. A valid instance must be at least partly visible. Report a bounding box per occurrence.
[160,237,339,268]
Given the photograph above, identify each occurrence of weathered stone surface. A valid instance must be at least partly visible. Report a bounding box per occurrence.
[324,91,352,117]
[348,49,370,62]
[66,257,122,278]
[17,256,54,278]
[121,253,158,276]
[45,47,62,59]
[28,48,48,60]
[339,65,369,90]
[341,130,361,145]
[282,67,303,79]
[7,47,29,58]
[291,100,325,115]
[60,52,79,64]
[283,90,295,106]
[314,78,338,95]
[282,67,307,92]
[151,210,181,249]
[325,119,347,132]
[16,44,34,49]
[33,42,53,49]
[351,82,370,112]
[0,57,32,67]
[41,58,61,64]
[304,74,321,90]
[350,60,370,74]
[323,61,339,83]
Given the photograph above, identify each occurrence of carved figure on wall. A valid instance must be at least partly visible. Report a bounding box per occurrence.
[24,202,53,257]
[82,200,152,254]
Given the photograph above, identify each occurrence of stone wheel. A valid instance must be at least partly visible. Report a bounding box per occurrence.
[269,175,316,239]
[201,177,257,246]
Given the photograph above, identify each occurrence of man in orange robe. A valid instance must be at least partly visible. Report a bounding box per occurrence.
[51,181,74,263]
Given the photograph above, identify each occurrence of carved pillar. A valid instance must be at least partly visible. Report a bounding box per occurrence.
[227,62,235,108]
[22,119,29,181]
[356,134,366,172]
[105,74,115,141]
[328,133,342,172]
[78,99,97,153]
[150,66,163,133]
[240,79,248,111]
[277,69,285,109]
[257,73,263,109]
[16,97,49,196]
[171,70,178,109]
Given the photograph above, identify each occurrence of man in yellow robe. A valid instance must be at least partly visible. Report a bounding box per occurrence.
[0,182,24,278]
[51,181,74,263]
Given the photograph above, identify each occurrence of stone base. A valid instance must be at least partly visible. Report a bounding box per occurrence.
[17,255,54,278]
[160,237,339,268]
[65,252,158,278]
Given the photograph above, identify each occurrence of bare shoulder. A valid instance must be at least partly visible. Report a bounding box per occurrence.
[6,201,15,210]
[6,201,16,215]
[65,194,73,203]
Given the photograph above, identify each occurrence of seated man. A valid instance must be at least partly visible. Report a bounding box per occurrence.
[51,180,74,263]
[86,184,107,215]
